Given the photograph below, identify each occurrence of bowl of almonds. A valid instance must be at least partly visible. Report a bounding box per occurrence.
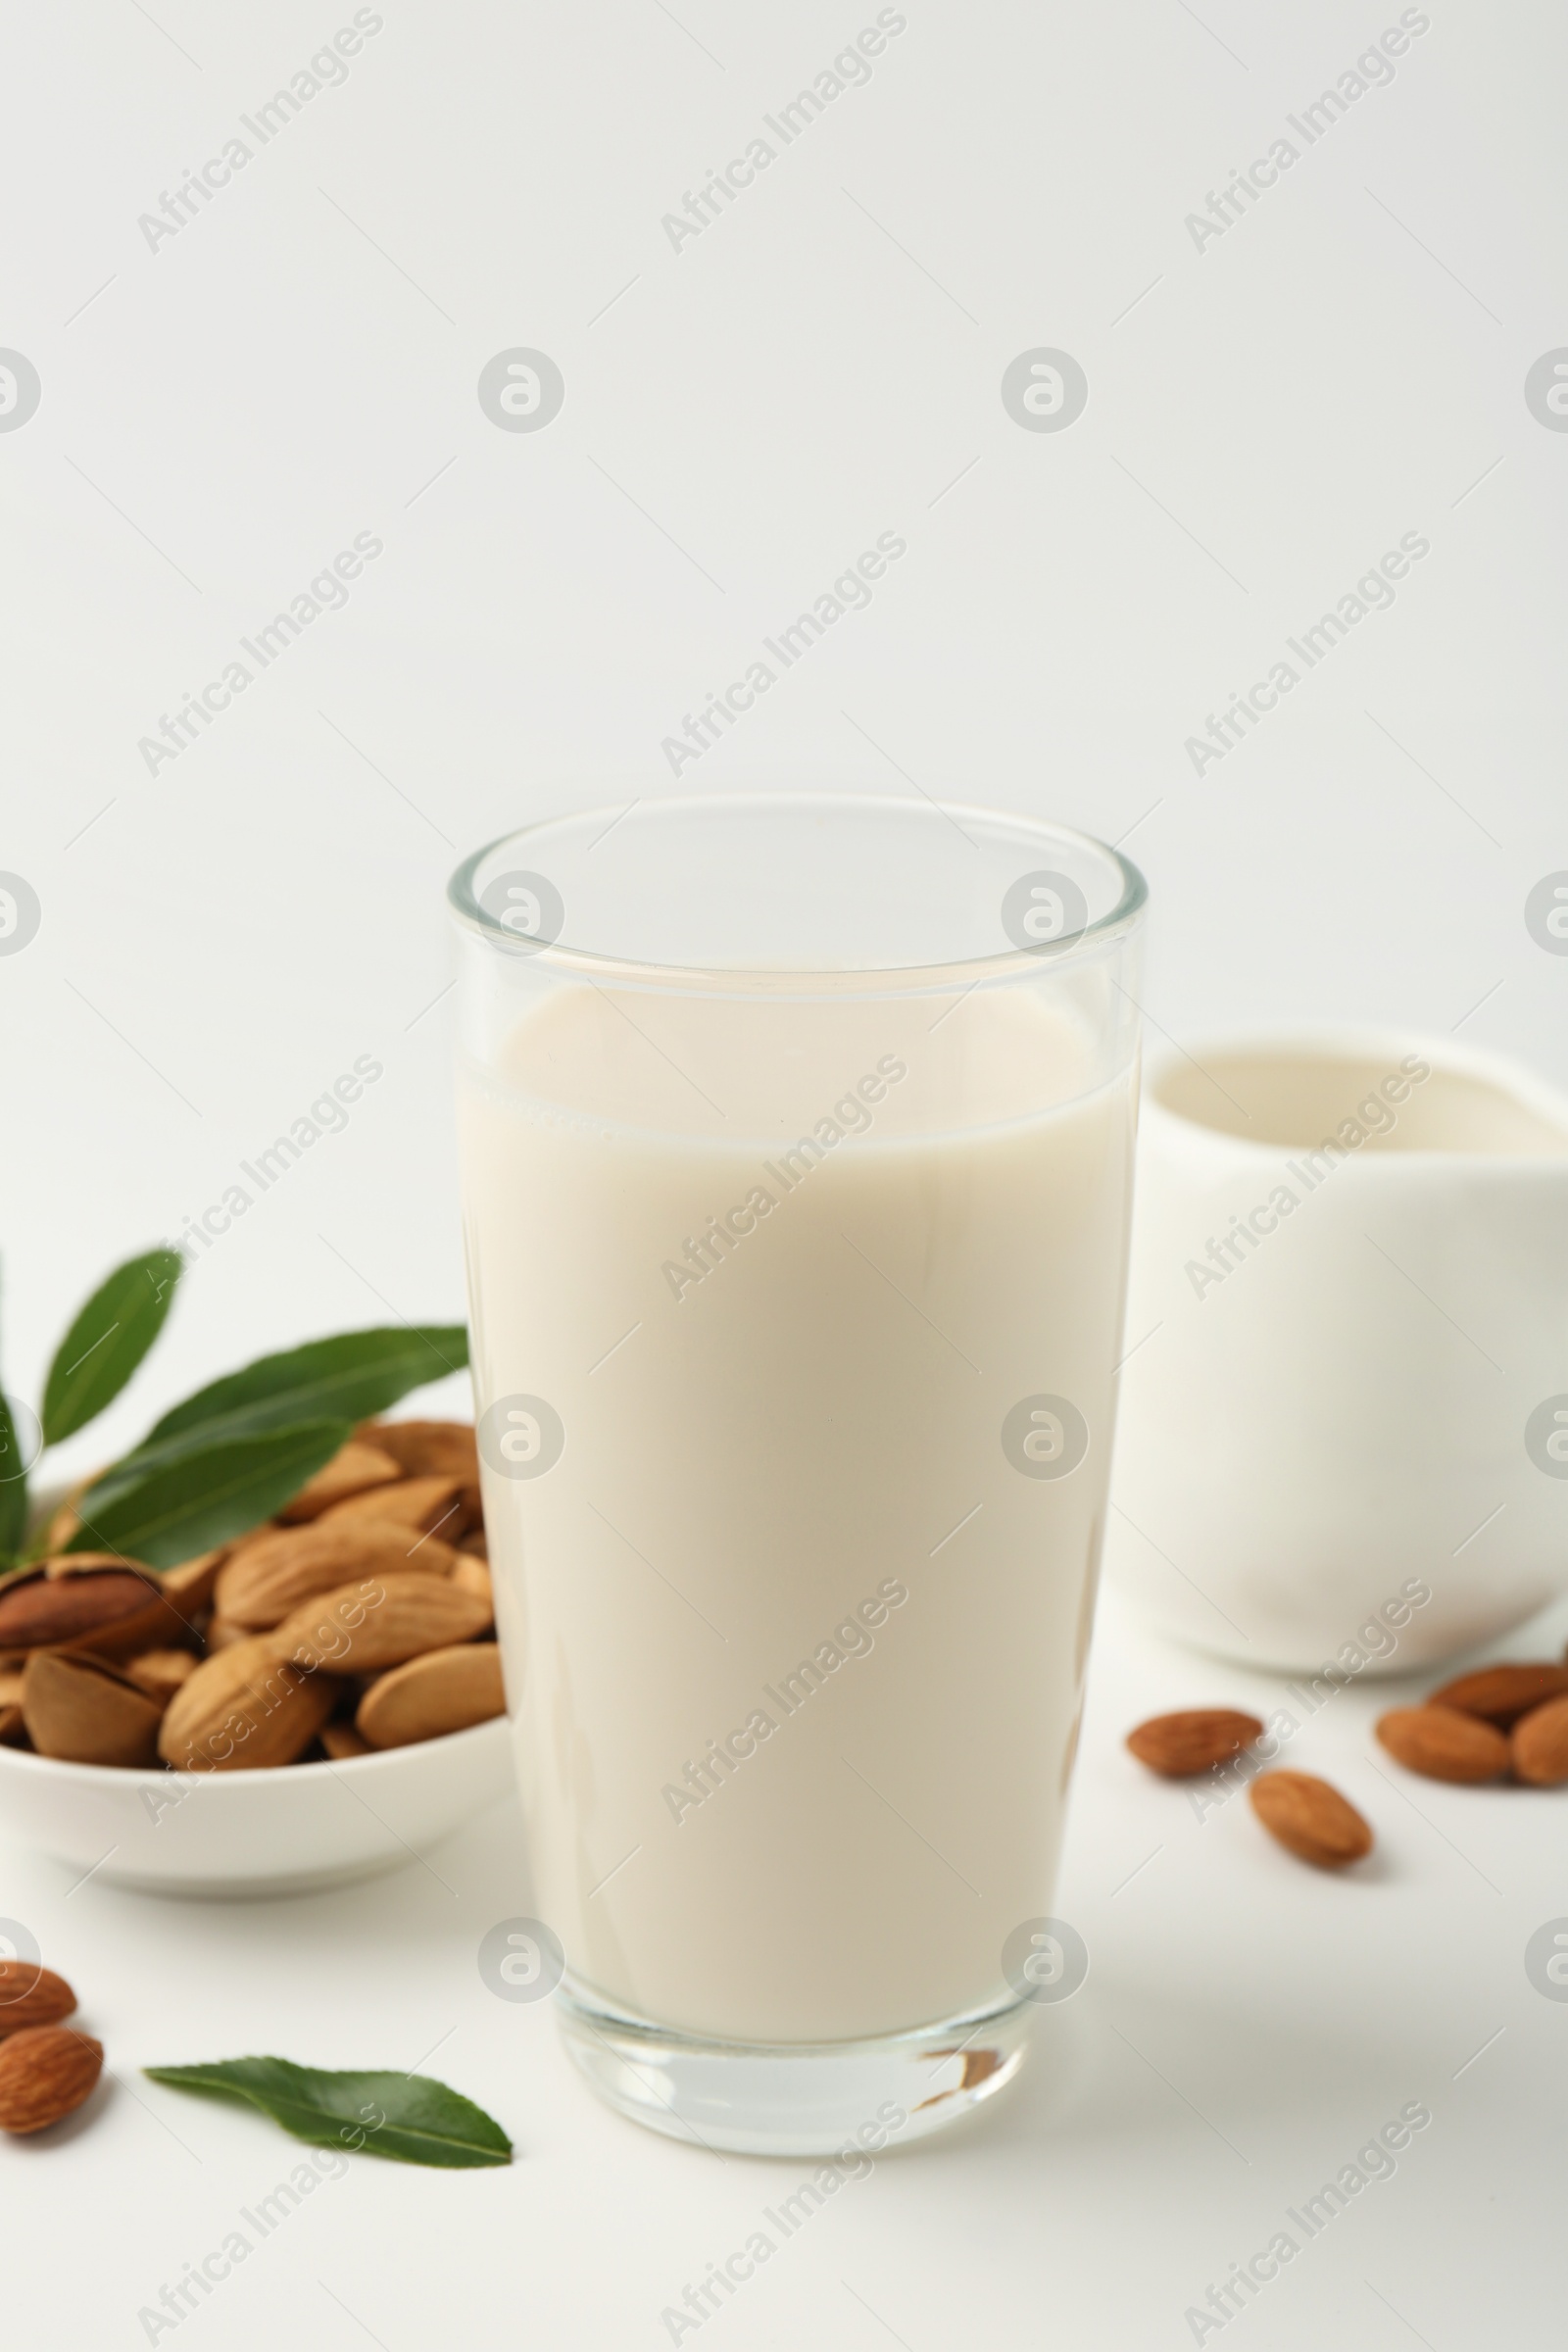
[0,1419,514,1896]
[0,1258,514,1895]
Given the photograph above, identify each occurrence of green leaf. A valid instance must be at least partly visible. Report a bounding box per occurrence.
[0,1395,29,1563]
[40,1250,183,1446]
[68,1420,349,1569]
[144,2058,512,2169]
[135,1326,469,1466]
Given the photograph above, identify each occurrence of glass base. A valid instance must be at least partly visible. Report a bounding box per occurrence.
[556,1974,1033,2156]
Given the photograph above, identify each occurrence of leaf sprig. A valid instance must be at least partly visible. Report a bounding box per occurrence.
[0,1247,468,1572]
[145,2056,513,2169]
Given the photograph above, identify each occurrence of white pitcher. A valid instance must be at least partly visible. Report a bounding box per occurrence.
[1105,1027,1568,1673]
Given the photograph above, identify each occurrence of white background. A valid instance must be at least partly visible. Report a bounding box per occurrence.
[2,0,1565,2343]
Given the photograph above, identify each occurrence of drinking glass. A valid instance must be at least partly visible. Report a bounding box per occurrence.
[449,794,1146,2154]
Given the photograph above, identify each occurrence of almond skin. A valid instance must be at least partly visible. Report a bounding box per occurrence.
[1376,1706,1509,1785]
[158,1637,340,1772]
[0,2027,103,2133]
[272,1573,491,1677]
[357,1643,506,1748]
[317,1476,462,1540]
[215,1522,456,1631]
[1428,1663,1568,1730]
[1511,1693,1568,1787]
[1250,1771,1373,1867]
[0,1963,75,2037]
[1126,1708,1263,1778]
[448,1555,492,1610]
[23,1650,166,1767]
[276,1440,402,1523]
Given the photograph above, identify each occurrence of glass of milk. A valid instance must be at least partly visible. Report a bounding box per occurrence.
[449,795,1146,2154]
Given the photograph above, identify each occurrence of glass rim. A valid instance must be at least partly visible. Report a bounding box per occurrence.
[446,792,1148,990]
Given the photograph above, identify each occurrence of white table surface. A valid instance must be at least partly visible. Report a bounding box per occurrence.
[3,0,1565,2339]
[4,1570,1561,2350]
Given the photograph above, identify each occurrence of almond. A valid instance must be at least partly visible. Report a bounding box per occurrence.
[203,1615,250,1652]
[272,1573,491,1677]
[0,1706,24,1747]
[23,1651,166,1767]
[1250,1771,1372,1867]
[357,1419,478,1482]
[448,1554,492,1609]
[357,1643,506,1748]
[158,1637,340,1772]
[1427,1663,1568,1730]
[0,2027,103,2133]
[159,1547,226,1615]
[1126,1708,1263,1778]
[0,1562,178,1657]
[318,1475,462,1540]
[1376,1706,1509,1785]
[276,1439,402,1523]
[457,1529,488,1562]
[122,1649,197,1705]
[215,1522,457,1631]
[0,1668,23,1709]
[1511,1692,1568,1787]
[0,1962,76,2036]
[319,1721,371,1761]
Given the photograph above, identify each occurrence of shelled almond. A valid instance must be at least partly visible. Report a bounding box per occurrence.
[0,1424,505,1773]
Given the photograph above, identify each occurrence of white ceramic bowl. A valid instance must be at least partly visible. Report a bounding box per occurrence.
[0,1718,514,1897]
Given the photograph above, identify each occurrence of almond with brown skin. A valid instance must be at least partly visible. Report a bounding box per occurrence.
[1126,1708,1263,1778]
[319,1721,371,1761]
[276,1440,402,1523]
[1250,1771,1372,1867]
[0,1668,23,1709]
[457,1529,488,1562]
[215,1521,456,1631]
[357,1419,478,1482]
[1511,1693,1568,1787]
[272,1574,491,1677]
[0,2027,103,2133]
[23,1651,167,1767]
[318,1475,462,1540]
[159,1547,226,1615]
[1428,1663,1568,1729]
[0,1705,24,1748]
[203,1615,250,1652]
[448,1554,492,1610]
[357,1643,506,1748]
[1376,1706,1509,1785]
[122,1649,197,1705]
[0,1962,76,2036]
[0,1563,173,1655]
[158,1637,340,1772]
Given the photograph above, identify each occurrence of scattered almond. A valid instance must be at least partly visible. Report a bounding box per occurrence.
[272,1573,491,1678]
[1427,1663,1568,1730]
[1126,1708,1263,1779]
[24,1652,166,1768]
[0,2027,103,2133]
[275,1440,402,1523]
[0,1962,76,2037]
[318,1475,462,1540]
[1511,1693,1568,1787]
[1250,1771,1372,1867]
[1376,1707,1509,1785]
[215,1521,456,1631]
[357,1644,506,1749]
